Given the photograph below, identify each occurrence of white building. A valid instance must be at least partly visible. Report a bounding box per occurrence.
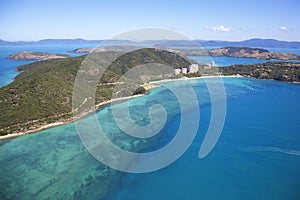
[174,68,181,75]
[181,68,188,74]
[210,61,215,67]
[188,64,199,74]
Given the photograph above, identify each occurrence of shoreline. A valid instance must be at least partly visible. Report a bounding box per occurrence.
[0,75,239,141]
[0,94,146,141]
[150,74,243,84]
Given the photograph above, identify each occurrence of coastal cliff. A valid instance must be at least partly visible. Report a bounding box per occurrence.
[7,51,71,61]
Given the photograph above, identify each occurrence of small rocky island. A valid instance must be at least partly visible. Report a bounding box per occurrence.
[7,51,70,61]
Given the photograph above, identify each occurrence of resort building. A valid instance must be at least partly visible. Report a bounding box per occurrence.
[181,68,188,74]
[211,61,215,67]
[174,64,199,75]
[188,64,199,74]
[174,68,181,75]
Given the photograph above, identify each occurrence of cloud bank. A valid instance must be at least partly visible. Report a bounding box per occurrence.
[211,25,230,32]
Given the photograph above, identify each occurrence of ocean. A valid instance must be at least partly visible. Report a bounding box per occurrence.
[0,45,299,199]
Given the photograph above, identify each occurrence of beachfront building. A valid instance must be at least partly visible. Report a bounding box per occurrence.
[174,64,200,75]
[181,68,188,74]
[188,64,199,74]
[211,61,215,67]
[174,68,181,75]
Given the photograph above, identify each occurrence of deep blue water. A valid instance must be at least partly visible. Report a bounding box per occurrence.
[109,78,300,200]
[0,77,299,199]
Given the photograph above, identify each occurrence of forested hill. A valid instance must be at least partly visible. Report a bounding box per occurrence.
[221,62,300,82]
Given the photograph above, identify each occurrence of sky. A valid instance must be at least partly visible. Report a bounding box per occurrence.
[0,0,299,41]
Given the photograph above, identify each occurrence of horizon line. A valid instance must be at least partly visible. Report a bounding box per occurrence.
[1,37,300,43]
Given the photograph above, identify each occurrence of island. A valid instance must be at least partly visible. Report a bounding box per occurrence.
[1,48,299,138]
[68,45,142,53]
[7,51,71,61]
[207,47,300,60]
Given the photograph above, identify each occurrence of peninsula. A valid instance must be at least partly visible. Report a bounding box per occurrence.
[220,62,300,82]
[7,51,71,61]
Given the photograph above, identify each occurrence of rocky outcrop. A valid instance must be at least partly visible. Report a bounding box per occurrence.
[7,52,70,61]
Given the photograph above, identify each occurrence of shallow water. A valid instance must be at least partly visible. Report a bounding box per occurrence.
[0,77,299,199]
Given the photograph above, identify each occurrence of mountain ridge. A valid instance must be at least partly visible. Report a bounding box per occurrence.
[1,38,300,48]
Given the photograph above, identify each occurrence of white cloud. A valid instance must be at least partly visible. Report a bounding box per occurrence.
[211,25,230,32]
[280,26,287,31]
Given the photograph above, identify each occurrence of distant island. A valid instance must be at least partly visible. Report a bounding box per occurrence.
[156,38,300,49]
[7,51,71,61]
[183,47,300,60]
[70,46,300,61]
[68,45,142,53]
[1,38,300,48]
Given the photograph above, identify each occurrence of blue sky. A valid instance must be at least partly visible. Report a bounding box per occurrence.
[1,0,299,41]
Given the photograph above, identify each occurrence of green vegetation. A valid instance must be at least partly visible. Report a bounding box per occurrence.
[0,48,191,136]
[133,87,147,95]
[220,62,300,82]
[2,46,298,137]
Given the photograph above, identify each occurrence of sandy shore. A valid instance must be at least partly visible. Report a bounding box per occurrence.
[150,74,242,84]
[0,75,240,141]
[0,90,152,141]
[0,94,147,141]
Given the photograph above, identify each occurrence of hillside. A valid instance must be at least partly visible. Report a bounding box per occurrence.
[0,48,191,136]
[220,62,300,82]
[207,47,300,60]
[70,46,300,60]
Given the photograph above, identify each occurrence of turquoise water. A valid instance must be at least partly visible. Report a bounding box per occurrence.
[189,55,300,67]
[0,77,300,199]
[189,47,300,67]
[188,56,268,66]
